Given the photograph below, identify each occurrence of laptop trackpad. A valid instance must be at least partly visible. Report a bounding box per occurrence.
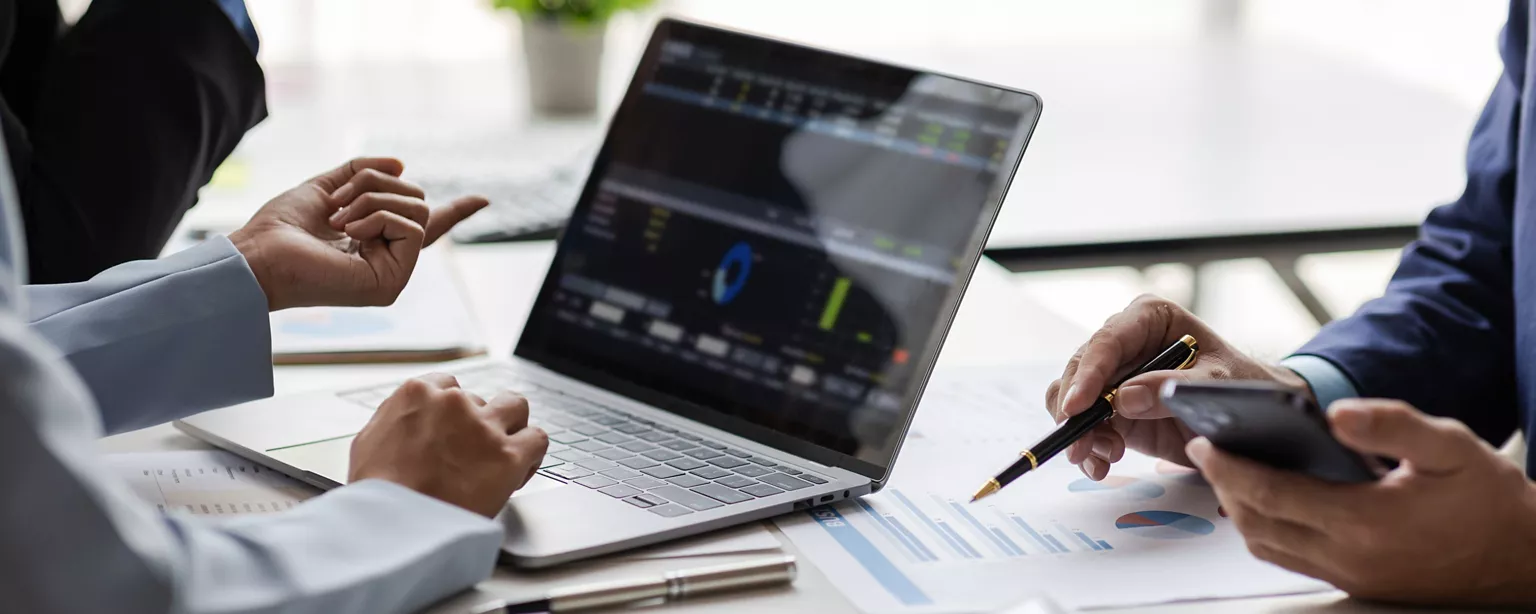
[268,436,570,498]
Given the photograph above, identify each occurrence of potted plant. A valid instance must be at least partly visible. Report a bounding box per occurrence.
[494,0,655,114]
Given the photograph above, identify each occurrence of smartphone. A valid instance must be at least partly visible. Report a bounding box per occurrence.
[1160,380,1386,483]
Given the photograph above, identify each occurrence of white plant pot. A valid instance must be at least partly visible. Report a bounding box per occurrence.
[520,18,606,114]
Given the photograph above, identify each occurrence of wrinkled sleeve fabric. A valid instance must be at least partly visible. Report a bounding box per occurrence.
[24,237,274,434]
[0,313,505,614]
[1292,10,1527,445]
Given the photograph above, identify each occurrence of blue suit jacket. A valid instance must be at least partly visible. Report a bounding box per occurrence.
[1294,1,1536,475]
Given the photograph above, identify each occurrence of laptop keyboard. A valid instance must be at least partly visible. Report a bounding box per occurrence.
[340,366,830,517]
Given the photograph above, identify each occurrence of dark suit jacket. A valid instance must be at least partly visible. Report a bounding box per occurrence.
[0,0,265,283]
[1296,0,1535,475]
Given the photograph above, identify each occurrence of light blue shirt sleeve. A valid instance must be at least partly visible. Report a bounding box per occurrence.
[25,237,275,435]
[0,312,505,614]
[1280,354,1360,409]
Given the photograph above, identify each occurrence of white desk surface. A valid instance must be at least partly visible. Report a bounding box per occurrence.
[100,243,1412,614]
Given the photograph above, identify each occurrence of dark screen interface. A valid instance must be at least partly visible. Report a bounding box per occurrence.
[524,24,1038,465]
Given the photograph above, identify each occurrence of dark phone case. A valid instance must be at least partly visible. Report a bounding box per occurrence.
[1161,381,1381,483]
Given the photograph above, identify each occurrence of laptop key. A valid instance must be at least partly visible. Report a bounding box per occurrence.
[748,457,777,466]
[649,485,724,511]
[625,477,667,490]
[613,423,649,434]
[599,484,642,499]
[618,441,656,453]
[548,433,588,445]
[625,496,656,508]
[595,448,633,461]
[635,431,670,442]
[547,414,582,427]
[647,503,694,518]
[574,475,617,489]
[618,457,660,470]
[572,440,610,453]
[545,465,592,481]
[545,442,570,455]
[600,468,642,481]
[573,424,607,436]
[641,465,684,479]
[801,474,829,484]
[733,465,771,477]
[666,458,707,471]
[642,449,683,462]
[707,456,748,469]
[575,458,617,472]
[758,473,813,491]
[666,474,708,488]
[740,483,785,498]
[723,448,751,458]
[780,468,803,475]
[595,432,631,445]
[716,475,755,489]
[692,483,752,505]
[551,450,591,463]
[700,440,727,450]
[659,440,696,452]
[676,432,703,441]
[691,466,731,480]
[539,458,565,469]
[683,448,724,460]
[592,415,627,426]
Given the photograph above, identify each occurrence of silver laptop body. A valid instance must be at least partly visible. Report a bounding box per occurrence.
[177,17,1041,568]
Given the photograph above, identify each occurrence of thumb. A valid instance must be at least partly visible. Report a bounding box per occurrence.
[424,196,491,246]
[1327,399,1480,475]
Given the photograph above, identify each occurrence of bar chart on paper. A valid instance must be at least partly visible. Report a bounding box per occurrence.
[775,367,1329,613]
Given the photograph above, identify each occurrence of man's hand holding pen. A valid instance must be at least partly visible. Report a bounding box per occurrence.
[1042,295,1312,479]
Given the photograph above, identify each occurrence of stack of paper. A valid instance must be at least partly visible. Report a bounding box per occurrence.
[269,248,484,364]
[110,449,319,515]
[774,365,1330,611]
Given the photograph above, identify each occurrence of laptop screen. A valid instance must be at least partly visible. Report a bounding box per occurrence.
[517,19,1040,479]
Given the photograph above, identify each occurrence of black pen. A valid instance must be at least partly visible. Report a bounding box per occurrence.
[970,335,1199,502]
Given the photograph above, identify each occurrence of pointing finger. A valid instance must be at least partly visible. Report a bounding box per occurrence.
[424,196,491,246]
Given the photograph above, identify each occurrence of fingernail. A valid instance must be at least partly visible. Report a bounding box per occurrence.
[1218,505,1228,518]
[329,209,344,223]
[1079,460,1094,479]
[1085,457,1103,479]
[1091,436,1113,459]
[1185,438,1211,468]
[1116,384,1152,416]
[1064,384,1080,406]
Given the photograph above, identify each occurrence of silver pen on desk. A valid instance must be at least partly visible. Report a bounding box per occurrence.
[469,554,798,613]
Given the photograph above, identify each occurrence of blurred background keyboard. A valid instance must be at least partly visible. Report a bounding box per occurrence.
[428,159,587,243]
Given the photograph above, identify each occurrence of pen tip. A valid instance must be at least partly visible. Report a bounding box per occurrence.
[970,479,1001,503]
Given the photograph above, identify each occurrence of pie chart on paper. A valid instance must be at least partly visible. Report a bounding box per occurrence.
[1115,510,1216,540]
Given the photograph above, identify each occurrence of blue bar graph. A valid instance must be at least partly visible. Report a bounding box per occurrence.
[1097,540,1114,551]
[809,506,933,605]
[989,527,1026,556]
[855,499,935,562]
[887,517,937,560]
[945,499,1020,557]
[936,520,982,558]
[891,490,972,559]
[1045,534,1069,553]
[1006,513,1058,554]
[1075,531,1103,551]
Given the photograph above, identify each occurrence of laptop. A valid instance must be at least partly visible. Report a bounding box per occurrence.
[177,17,1042,568]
